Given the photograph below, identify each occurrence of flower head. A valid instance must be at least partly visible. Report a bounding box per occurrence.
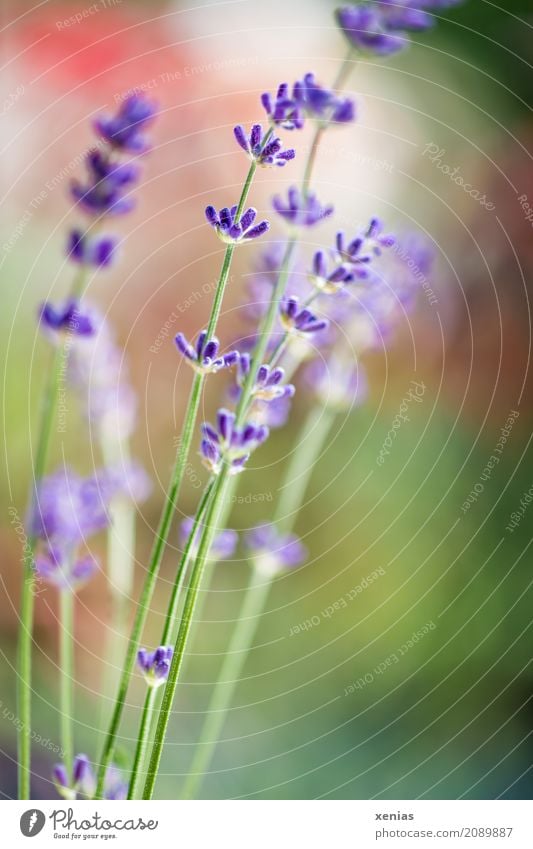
[200,409,269,475]
[35,547,98,591]
[67,229,117,268]
[279,297,329,336]
[39,299,95,336]
[335,5,406,56]
[71,150,139,217]
[52,756,126,800]
[237,355,295,402]
[309,251,358,294]
[273,187,334,228]
[378,0,463,32]
[244,522,307,577]
[137,646,173,688]
[261,82,305,130]
[234,124,296,167]
[295,73,355,126]
[93,94,156,153]
[179,518,237,561]
[205,204,269,244]
[336,218,396,266]
[175,330,239,375]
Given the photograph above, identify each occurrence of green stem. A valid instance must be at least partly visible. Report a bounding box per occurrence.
[127,481,214,800]
[142,468,230,798]
[301,126,325,199]
[95,144,265,796]
[59,589,74,775]
[332,46,356,92]
[182,404,337,798]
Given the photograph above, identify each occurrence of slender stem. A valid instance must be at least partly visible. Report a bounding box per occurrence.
[332,46,356,92]
[59,589,75,775]
[127,687,157,800]
[95,143,265,796]
[127,481,214,800]
[181,566,269,799]
[301,126,324,199]
[142,468,230,799]
[182,404,337,798]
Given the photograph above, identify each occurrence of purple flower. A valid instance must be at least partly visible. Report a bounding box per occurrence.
[39,299,95,336]
[279,297,329,336]
[71,150,139,216]
[137,646,173,688]
[175,330,239,375]
[336,5,406,56]
[234,124,296,167]
[336,218,395,266]
[310,251,358,293]
[67,229,116,268]
[237,355,295,402]
[200,409,269,475]
[179,517,238,561]
[244,522,307,577]
[52,756,126,800]
[35,547,98,591]
[52,753,92,800]
[93,94,156,154]
[304,355,369,411]
[261,82,305,130]
[205,204,270,244]
[273,187,334,228]
[29,466,112,550]
[295,73,355,125]
[378,0,463,32]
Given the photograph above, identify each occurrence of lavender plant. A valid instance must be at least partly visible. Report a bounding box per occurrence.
[16,0,464,802]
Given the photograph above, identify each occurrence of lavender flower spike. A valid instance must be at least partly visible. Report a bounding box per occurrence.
[35,547,98,590]
[71,150,139,217]
[67,229,117,268]
[93,94,156,153]
[295,73,355,126]
[273,187,334,228]
[261,82,305,130]
[40,299,95,336]
[175,330,239,375]
[234,124,296,168]
[237,354,295,401]
[310,251,357,293]
[279,297,329,336]
[200,408,269,475]
[52,753,91,800]
[205,204,270,244]
[137,646,174,688]
[244,522,307,577]
[335,6,407,56]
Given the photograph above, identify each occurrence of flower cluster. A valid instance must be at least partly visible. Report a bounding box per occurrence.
[137,646,174,688]
[40,300,95,337]
[53,754,127,800]
[336,1,464,56]
[279,297,329,336]
[234,124,296,167]
[205,204,269,244]
[200,409,269,475]
[273,187,334,228]
[237,355,295,402]
[175,331,238,375]
[262,72,355,130]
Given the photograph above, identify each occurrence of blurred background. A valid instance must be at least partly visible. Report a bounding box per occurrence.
[1,0,533,800]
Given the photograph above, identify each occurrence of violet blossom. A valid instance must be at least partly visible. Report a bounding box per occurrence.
[200,409,269,475]
[234,124,296,167]
[261,82,305,130]
[205,205,270,244]
[179,518,238,561]
[137,646,174,688]
[175,330,239,375]
[273,187,334,228]
[244,522,307,577]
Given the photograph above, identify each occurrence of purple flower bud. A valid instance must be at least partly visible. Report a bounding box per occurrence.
[175,330,239,375]
[205,204,270,244]
[137,646,173,688]
[261,82,305,130]
[233,123,296,167]
[70,150,139,217]
[279,297,329,336]
[35,548,98,591]
[200,409,269,475]
[67,230,117,268]
[294,72,356,126]
[40,300,95,336]
[93,94,156,153]
[179,517,238,561]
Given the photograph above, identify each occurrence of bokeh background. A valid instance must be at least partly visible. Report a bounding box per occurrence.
[1,0,533,800]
